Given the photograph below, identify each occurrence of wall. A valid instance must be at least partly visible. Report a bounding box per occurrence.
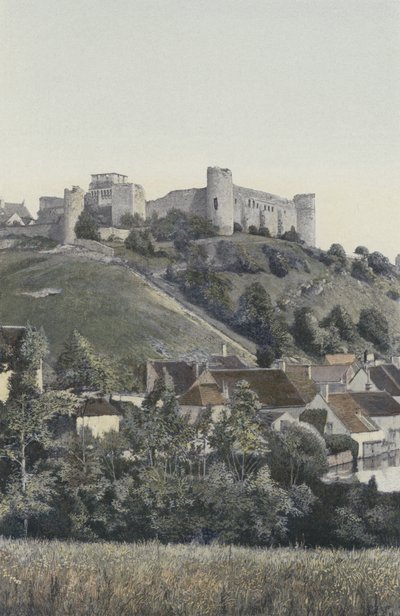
[76,415,120,438]
[39,196,64,210]
[233,185,297,234]
[0,370,11,402]
[306,393,348,435]
[351,429,385,458]
[327,450,353,467]
[0,223,64,242]
[348,369,378,392]
[74,238,114,257]
[146,188,207,220]
[371,415,400,449]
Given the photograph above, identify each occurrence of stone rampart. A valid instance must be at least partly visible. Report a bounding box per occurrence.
[98,227,130,241]
[146,188,207,219]
[74,239,114,257]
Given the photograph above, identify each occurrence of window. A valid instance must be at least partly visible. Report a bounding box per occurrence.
[326,422,333,435]
[271,207,274,212]
[214,197,218,210]
[264,205,266,211]
[268,205,270,212]
[248,199,251,206]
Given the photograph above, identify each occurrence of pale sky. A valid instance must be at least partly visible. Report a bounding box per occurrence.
[1,0,399,258]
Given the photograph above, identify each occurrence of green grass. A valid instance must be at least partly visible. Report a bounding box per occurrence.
[0,251,229,372]
[0,539,398,615]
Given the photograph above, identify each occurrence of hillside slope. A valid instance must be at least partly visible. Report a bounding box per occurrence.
[0,249,253,386]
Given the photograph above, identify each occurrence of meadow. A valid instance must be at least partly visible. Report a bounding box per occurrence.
[0,539,399,616]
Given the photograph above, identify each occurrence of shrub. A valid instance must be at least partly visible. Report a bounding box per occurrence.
[300,408,327,435]
[269,250,289,278]
[151,209,217,241]
[355,245,369,258]
[74,211,100,241]
[324,434,359,461]
[233,222,242,233]
[358,308,390,351]
[173,229,191,255]
[119,212,145,229]
[216,241,262,274]
[125,229,155,256]
[320,305,356,342]
[351,260,373,283]
[327,243,347,265]
[368,251,393,277]
[256,345,275,368]
[258,227,271,237]
[280,226,300,243]
[248,225,258,235]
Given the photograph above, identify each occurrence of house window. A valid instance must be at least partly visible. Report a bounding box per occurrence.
[326,422,333,435]
[214,197,218,210]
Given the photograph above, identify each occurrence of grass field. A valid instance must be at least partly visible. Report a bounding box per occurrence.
[0,539,399,616]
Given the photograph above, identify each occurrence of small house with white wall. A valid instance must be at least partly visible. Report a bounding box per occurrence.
[76,397,122,438]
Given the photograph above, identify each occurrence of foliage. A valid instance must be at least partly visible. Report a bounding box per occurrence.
[124,228,155,256]
[358,308,390,351]
[179,267,232,319]
[74,211,100,241]
[119,212,145,229]
[268,250,289,278]
[215,241,262,274]
[280,226,300,242]
[267,423,328,487]
[234,283,288,356]
[351,259,374,283]
[299,408,327,435]
[256,345,275,368]
[368,251,393,277]
[355,245,369,258]
[258,226,271,237]
[56,330,118,394]
[233,222,242,232]
[324,434,359,461]
[320,305,356,342]
[151,209,217,241]
[248,225,258,235]
[293,307,325,356]
[327,243,347,265]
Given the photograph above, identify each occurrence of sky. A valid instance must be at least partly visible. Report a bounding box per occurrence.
[0,0,399,258]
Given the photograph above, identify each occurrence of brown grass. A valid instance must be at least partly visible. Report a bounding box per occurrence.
[0,539,398,615]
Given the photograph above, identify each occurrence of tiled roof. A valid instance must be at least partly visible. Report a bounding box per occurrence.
[210,368,305,408]
[311,365,351,383]
[208,355,248,369]
[285,365,318,403]
[370,365,400,397]
[149,361,199,396]
[349,391,400,417]
[328,394,380,433]
[80,398,121,417]
[325,354,357,365]
[0,202,31,222]
[179,371,227,407]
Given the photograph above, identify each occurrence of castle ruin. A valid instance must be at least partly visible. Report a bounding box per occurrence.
[0,166,316,246]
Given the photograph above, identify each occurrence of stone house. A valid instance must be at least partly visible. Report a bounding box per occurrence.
[76,397,122,439]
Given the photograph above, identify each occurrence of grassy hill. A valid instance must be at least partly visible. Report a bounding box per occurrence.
[0,249,240,387]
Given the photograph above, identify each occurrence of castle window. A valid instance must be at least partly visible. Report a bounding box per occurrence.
[235,198,237,204]
[248,199,251,206]
[268,206,270,212]
[256,203,259,209]
[271,207,274,212]
[214,197,218,210]
[264,205,266,211]
[252,200,255,206]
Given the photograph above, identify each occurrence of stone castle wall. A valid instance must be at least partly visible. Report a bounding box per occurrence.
[63,186,84,244]
[146,188,207,219]
[206,167,234,235]
[0,223,64,242]
[233,185,297,234]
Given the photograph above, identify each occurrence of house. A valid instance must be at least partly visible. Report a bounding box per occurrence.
[146,360,200,396]
[310,364,356,394]
[0,326,43,401]
[325,354,357,366]
[327,393,387,458]
[76,397,122,438]
[178,370,228,423]
[0,201,33,227]
[346,391,400,451]
[369,364,400,402]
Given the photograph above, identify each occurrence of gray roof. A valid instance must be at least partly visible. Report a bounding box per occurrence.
[0,202,31,223]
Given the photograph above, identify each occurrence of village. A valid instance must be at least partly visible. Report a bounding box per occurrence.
[2,324,400,474]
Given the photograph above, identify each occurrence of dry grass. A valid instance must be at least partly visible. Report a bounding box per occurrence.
[0,539,398,615]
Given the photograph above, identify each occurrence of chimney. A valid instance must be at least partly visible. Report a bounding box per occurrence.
[195,362,199,378]
[307,365,312,380]
[222,344,227,357]
[324,383,329,402]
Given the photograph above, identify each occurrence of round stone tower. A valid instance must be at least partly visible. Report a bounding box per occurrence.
[63,186,85,244]
[206,166,234,236]
[294,193,316,246]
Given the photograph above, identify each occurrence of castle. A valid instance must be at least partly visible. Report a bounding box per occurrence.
[0,167,316,246]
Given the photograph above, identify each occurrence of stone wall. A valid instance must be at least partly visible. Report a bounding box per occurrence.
[64,186,85,244]
[233,185,297,234]
[327,450,353,467]
[0,223,64,242]
[146,188,207,219]
[98,227,130,241]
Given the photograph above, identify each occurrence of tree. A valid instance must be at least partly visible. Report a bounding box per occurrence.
[0,324,76,537]
[293,307,321,355]
[235,283,288,356]
[74,211,100,241]
[56,330,118,394]
[327,243,347,265]
[173,229,191,255]
[124,229,155,256]
[267,423,328,486]
[269,250,289,278]
[355,245,369,258]
[351,259,373,283]
[119,212,144,229]
[358,308,390,351]
[248,225,258,235]
[256,345,275,368]
[281,226,300,242]
[320,305,356,342]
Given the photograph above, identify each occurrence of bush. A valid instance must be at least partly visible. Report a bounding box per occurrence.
[248,225,258,235]
[258,227,271,237]
[367,251,393,277]
[151,209,217,241]
[324,434,359,461]
[256,345,275,368]
[74,211,100,241]
[351,260,373,283]
[355,245,369,258]
[125,229,155,256]
[280,226,300,243]
[173,229,191,255]
[233,222,242,233]
[269,250,289,278]
[327,243,347,265]
[358,308,390,351]
[215,241,262,274]
[119,212,145,229]
[320,305,356,342]
[300,408,327,435]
